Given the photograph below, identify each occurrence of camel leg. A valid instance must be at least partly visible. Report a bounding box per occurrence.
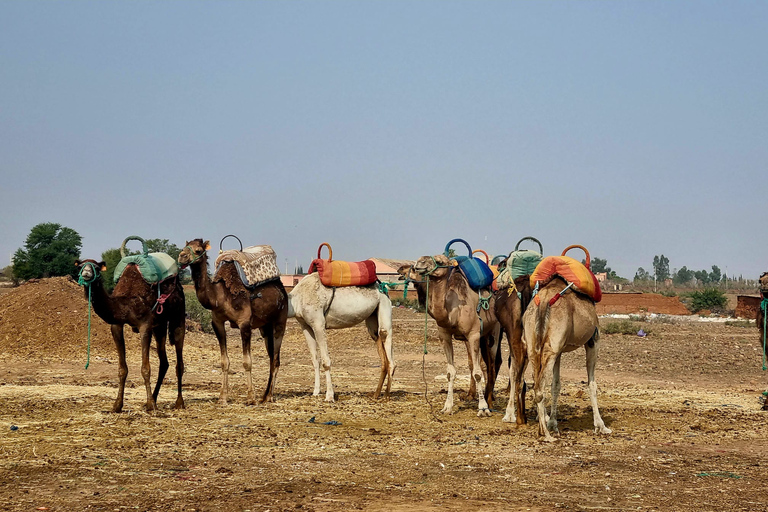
[439,327,456,414]
[482,331,501,409]
[533,345,558,442]
[308,317,334,402]
[239,324,256,405]
[503,320,528,425]
[586,338,611,434]
[212,318,230,405]
[139,326,157,412]
[381,317,396,398]
[298,320,322,397]
[548,354,562,433]
[169,315,185,409]
[464,340,477,401]
[152,323,169,405]
[111,324,128,413]
[262,322,284,403]
[468,330,491,417]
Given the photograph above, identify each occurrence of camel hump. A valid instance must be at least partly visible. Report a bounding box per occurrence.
[215,246,281,288]
[530,256,602,303]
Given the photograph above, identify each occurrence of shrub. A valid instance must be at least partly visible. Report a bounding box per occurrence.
[185,290,213,333]
[392,296,424,312]
[687,288,727,314]
[601,319,649,336]
[724,320,754,328]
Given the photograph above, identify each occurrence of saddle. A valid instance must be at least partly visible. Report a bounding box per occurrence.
[495,236,544,291]
[444,239,494,291]
[214,235,281,288]
[113,236,178,285]
[307,243,378,287]
[530,245,602,303]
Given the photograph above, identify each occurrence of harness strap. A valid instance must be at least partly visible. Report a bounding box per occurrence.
[761,298,767,371]
[77,262,100,370]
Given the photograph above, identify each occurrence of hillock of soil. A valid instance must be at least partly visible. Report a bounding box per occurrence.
[0,277,114,359]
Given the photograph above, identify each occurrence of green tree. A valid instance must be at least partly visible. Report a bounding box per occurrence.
[652,254,670,281]
[12,223,82,280]
[709,265,722,283]
[634,267,651,282]
[694,269,710,285]
[589,257,611,274]
[100,248,123,291]
[673,266,694,285]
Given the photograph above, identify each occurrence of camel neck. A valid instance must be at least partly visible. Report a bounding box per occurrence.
[85,278,119,325]
[189,258,215,309]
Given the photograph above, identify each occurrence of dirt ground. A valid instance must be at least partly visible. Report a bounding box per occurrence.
[2,281,768,511]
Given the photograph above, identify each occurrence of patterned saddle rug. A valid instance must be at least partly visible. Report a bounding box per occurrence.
[307,243,378,287]
[214,245,281,288]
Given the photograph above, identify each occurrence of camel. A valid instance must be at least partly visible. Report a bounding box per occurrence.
[177,239,288,404]
[523,276,611,441]
[496,274,534,425]
[411,254,499,416]
[758,272,768,410]
[397,264,501,403]
[287,272,395,402]
[75,259,185,413]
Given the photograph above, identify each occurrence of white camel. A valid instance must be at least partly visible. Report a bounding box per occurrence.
[287,273,396,402]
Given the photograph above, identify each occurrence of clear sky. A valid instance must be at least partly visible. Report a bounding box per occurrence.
[1,1,766,280]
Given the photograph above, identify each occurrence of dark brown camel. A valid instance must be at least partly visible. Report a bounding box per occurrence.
[758,272,768,410]
[178,239,288,404]
[75,259,185,413]
[495,274,533,425]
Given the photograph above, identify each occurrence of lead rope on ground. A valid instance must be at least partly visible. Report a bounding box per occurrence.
[421,264,443,423]
[77,263,96,370]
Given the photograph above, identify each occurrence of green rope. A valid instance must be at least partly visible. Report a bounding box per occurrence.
[77,262,98,370]
[423,276,430,355]
[761,298,768,371]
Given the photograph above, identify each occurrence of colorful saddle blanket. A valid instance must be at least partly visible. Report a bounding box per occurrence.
[308,258,378,287]
[114,252,178,285]
[215,245,281,288]
[530,255,602,303]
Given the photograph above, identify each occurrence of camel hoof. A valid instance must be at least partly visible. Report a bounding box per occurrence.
[174,399,186,410]
[477,408,492,418]
[324,396,336,403]
[440,406,454,415]
[111,405,123,414]
[502,413,515,423]
[541,435,559,443]
[596,425,612,435]
[218,398,228,406]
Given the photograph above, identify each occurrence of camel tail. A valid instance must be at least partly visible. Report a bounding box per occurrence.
[534,297,549,352]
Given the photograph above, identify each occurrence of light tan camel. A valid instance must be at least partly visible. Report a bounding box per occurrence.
[178,239,288,404]
[76,259,185,413]
[523,276,611,441]
[411,254,498,417]
[287,272,395,402]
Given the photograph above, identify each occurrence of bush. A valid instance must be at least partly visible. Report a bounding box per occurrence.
[724,319,754,328]
[185,290,213,333]
[687,288,727,314]
[601,319,650,335]
[391,296,424,312]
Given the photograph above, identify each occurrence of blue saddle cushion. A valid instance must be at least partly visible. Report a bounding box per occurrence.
[458,257,494,290]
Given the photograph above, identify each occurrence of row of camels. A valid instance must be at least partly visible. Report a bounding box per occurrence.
[75,238,613,440]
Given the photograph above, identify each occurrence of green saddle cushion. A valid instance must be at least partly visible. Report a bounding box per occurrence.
[114,252,178,285]
[508,250,542,280]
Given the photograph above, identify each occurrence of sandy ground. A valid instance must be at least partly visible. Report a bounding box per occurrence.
[1,304,767,511]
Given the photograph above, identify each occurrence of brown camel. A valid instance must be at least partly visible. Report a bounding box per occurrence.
[495,273,533,425]
[397,264,501,403]
[178,239,288,404]
[411,254,499,416]
[758,272,768,410]
[523,276,611,441]
[75,259,185,413]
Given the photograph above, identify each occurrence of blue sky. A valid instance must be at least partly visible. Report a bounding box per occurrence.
[1,1,766,279]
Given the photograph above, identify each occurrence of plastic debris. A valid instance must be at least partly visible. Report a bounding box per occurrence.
[637,329,647,337]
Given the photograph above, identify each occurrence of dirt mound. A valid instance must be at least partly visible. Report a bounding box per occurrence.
[0,277,114,359]
[597,292,690,315]
[735,295,761,319]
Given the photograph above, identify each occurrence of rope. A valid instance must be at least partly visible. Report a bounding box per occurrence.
[77,262,98,370]
[419,261,443,423]
[761,298,768,371]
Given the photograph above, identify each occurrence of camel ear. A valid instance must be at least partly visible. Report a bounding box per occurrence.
[99,261,107,271]
[204,241,211,250]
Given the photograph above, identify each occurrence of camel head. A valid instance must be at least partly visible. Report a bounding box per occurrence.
[178,239,211,268]
[75,259,107,284]
[760,272,768,297]
[396,264,420,282]
[412,254,452,278]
